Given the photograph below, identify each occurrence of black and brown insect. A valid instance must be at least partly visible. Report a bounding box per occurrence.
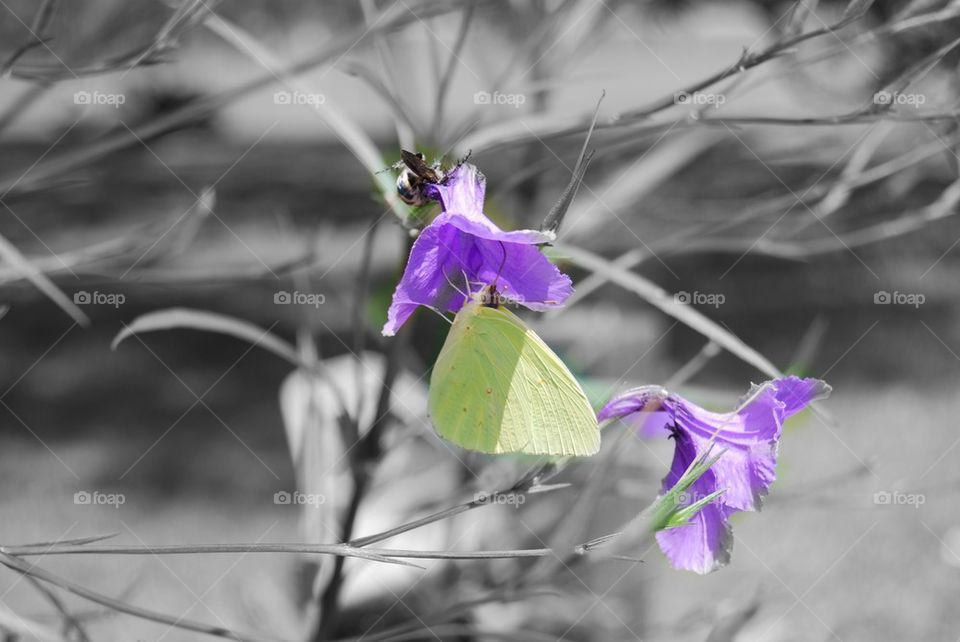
[391,149,472,207]
[394,150,444,207]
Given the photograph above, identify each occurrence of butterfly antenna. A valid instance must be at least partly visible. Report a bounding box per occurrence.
[492,240,508,290]
[441,267,469,300]
[424,305,454,326]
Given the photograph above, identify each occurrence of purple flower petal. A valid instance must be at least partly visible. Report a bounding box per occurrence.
[476,241,572,311]
[767,375,831,416]
[427,164,554,245]
[597,385,668,422]
[597,385,671,437]
[383,163,573,335]
[656,429,732,574]
[655,503,732,575]
[664,389,780,513]
[382,221,449,337]
[599,376,830,573]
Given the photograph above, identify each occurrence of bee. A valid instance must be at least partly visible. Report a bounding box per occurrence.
[391,149,472,207]
[394,150,443,207]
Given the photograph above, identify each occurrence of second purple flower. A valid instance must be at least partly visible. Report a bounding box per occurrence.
[599,376,831,574]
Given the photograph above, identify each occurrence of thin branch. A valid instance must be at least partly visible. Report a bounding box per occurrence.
[350,217,380,421]
[316,232,416,637]
[0,0,479,197]
[433,2,477,140]
[457,4,960,156]
[359,0,415,147]
[349,461,565,548]
[1,540,648,562]
[1,543,419,567]
[540,90,603,236]
[0,0,60,75]
[18,573,91,642]
[0,84,49,137]
[345,589,559,642]
[617,3,875,123]
[0,553,287,642]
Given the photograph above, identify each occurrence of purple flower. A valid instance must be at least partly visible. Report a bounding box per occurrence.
[598,376,831,574]
[382,163,573,336]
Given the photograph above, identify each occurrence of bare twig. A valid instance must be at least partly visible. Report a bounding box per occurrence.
[0,0,60,75]
[315,231,415,637]
[0,552,287,642]
[0,0,478,197]
[433,2,477,141]
[540,91,603,236]
[349,464,565,548]
[1,543,420,567]
[18,573,91,642]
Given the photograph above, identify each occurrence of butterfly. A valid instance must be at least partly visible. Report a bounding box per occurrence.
[429,284,600,457]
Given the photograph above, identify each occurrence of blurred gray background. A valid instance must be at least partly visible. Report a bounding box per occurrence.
[1,1,959,640]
